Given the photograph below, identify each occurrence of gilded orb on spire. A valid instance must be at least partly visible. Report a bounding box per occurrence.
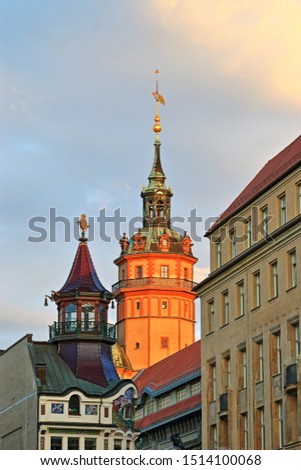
[152,70,165,140]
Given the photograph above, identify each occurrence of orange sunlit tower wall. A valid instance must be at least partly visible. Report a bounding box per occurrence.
[112,72,197,371]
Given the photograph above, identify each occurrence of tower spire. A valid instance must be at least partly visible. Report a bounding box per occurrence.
[152,69,165,142]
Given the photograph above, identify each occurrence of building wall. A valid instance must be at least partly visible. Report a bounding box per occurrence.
[0,335,38,449]
[198,167,301,450]
[38,385,138,450]
[115,253,196,370]
[135,378,201,450]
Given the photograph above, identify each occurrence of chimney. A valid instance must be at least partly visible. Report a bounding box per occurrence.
[35,363,47,385]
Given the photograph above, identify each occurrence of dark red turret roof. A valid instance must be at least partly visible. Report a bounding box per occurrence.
[59,241,110,295]
[208,134,301,234]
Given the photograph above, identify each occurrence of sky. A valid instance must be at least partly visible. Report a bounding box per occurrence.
[1,0,301,350]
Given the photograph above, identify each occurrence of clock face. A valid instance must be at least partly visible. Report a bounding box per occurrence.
[162,238,168,245]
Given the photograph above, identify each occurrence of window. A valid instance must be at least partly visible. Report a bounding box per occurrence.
[191,380,201,395]
[136,301,140,310]
[254,338,264,382]
[208,300,215,333]
[238,347,247,389]
[162,300,168,310]
[222,291,229,325]
[222,355,231,388]
[253,271,261,308]
[230,230,236,258]
[270,260,279,298]
[259,408,265,449]
[68,437,79,450]
[114,439,122,450]
[290,321,301,360]
[51,437,62,450]
[210,425,218,450]
[184,267,188,279]
[261,206,269,238]
[104,407,109,418]
[69,395,80,415]
[237,281,245,317]
[278,401,284,449]
[216,239,222,268]
[288,249,297,288]
[81,304,95,332]
[296,183,301,213]
[247,218,252,248]
[158,394,170,410]
[136,266,143,278]
[271,330,282,375]
[241,414,248,450]
[160,265,169,278]
[161,337,169,348]
[209,362,217,402]
[145,397,156,415]
[85,438,96,450]
[176,387,186,402]
[279,194,287,225]
[65,303,77,333]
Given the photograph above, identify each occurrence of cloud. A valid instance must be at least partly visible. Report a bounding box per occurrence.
[150,0,301,105]
[194,266,210,283]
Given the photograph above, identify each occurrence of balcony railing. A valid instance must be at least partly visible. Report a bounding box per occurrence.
[112,277,197,293]
[285,363,298,388]
[49,321,116,342]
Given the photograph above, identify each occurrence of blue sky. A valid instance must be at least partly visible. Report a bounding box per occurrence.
[1,0,301,349]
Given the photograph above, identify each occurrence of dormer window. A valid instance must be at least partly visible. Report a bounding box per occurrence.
[69,395,80,415]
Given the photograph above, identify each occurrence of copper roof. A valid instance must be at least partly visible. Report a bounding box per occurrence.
[208,134,301,234]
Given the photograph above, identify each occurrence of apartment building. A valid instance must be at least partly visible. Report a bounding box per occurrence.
[194,135,301,449]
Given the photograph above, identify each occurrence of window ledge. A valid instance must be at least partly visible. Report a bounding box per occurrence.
[220,323,229,330]
[235,314,245,321]
[206,331,215,337]
[251,305,261,312]
[286,285,297,293]
[268,295,278,303]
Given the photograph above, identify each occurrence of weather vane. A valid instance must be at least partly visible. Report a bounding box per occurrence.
[78,213,89,241]
[152,69,165,141]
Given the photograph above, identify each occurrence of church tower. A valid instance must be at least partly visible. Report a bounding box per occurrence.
[113,72,197,371]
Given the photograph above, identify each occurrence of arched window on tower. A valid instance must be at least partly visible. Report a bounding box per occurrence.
[81,304,95,332]
[156,201,164,217]
[65,303,77,333]
[149,202,154,219]
[69,394,80,415]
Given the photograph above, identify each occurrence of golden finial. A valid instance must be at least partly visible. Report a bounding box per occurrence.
[152,70,165,141]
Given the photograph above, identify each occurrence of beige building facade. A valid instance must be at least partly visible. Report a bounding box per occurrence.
[194,135,301,449]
